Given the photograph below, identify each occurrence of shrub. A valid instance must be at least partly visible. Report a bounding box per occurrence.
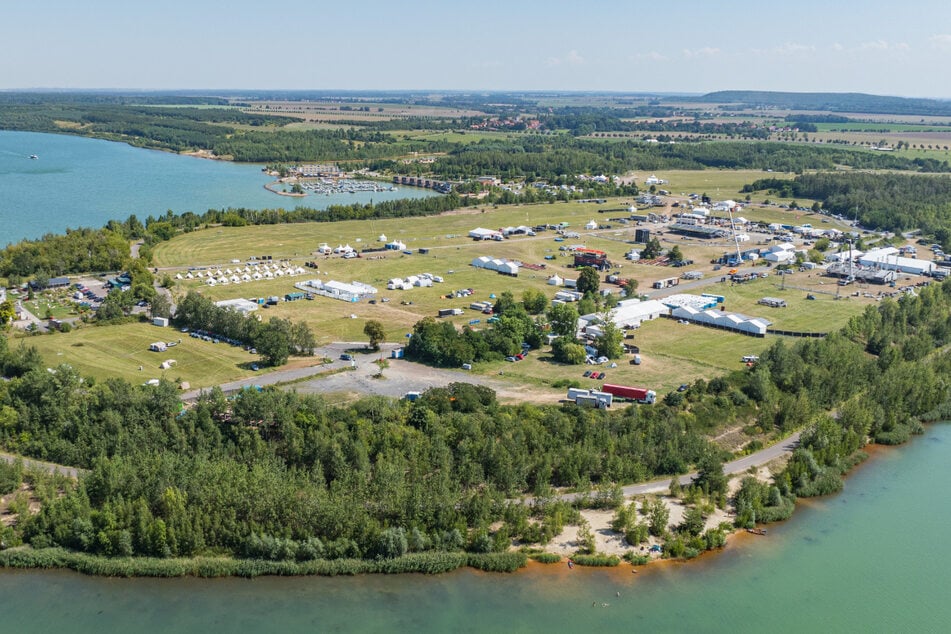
[623,553,650,566]
[625,523,649,546]
[528,552,561,564]
[570,554,620,567]
[466,552,527,572]
[0,461,23,496]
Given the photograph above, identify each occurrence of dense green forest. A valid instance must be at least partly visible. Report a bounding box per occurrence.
[410,137,948,182]
[742,172,951,248]
[692,91,951,117]
[1,279,949,567]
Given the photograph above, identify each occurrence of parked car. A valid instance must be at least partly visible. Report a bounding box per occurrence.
[340,353,353,361]
[677,384,689,392]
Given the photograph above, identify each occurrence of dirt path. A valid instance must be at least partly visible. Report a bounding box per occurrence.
[0,452,85,479]
[179,341,552,404]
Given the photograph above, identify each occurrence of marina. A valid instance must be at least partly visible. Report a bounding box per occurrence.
[0,131,438,244]
[296,178,399,195]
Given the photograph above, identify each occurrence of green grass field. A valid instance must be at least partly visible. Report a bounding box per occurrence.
[650,169,794,197]
[24,297,78,320]
[19,322,261,388]
[473,321,767,397]
[152,195,868,345]
[64,186,876,392]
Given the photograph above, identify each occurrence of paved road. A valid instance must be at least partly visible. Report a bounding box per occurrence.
[621,431,801,495]
[538,431,802,503]
[0,451,85,479]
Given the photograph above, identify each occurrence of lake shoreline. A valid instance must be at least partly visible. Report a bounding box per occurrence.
[0,431,908,580]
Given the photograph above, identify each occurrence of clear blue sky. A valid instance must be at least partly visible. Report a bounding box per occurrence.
[4,0,951,97]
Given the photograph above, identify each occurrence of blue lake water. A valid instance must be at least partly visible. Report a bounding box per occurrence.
[2,424,948,633]
[0,131,435,245]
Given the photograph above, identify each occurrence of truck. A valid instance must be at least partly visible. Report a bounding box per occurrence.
[652,277,680,290]
[437,308,464,317]
[567,387,591,401]
[601,384,656,404]
[566,388,613,408]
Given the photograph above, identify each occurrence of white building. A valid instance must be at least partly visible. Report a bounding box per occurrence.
[764,243,797,264]
[469,227,503,241]
[299,279,378,302]
[578,299,670,332]
[671,306,769,336]
[215,298,260,315]
[471,255,519,276]
[859,247,937,276]
[825,250,862,263]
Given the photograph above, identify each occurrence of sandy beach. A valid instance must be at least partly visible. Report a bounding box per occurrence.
[538,466,776,562]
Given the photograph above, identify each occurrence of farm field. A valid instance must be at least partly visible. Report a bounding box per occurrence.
[386,130,518,144]
[21,322,262,388]
[474,320,766,398]
[145,207,886,404]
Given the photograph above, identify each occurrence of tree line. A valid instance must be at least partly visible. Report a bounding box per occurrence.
[174,291,315,366]
[1,279,949,564]
[742,172,951,248]
[0,194,462,279]
[415,136,948,183]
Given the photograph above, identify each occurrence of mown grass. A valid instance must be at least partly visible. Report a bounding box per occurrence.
[20,321,260,388]
[0,182,843,398]
[651,169,794,197]
[144,194,876,392]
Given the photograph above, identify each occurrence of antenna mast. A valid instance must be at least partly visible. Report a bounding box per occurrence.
[728,204,743,265]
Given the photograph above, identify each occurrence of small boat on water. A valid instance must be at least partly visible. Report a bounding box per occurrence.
[29,154,38,160]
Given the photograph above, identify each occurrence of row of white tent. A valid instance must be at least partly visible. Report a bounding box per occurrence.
[190,267,308,286]
[387,273,444,290]
[317,244,358,255]
[471,256,519,276]
[176,262,300,280]
[670,305,770,336]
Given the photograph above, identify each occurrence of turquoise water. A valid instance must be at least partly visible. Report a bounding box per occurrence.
[2,424,948,633]
[0,131,436,245]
